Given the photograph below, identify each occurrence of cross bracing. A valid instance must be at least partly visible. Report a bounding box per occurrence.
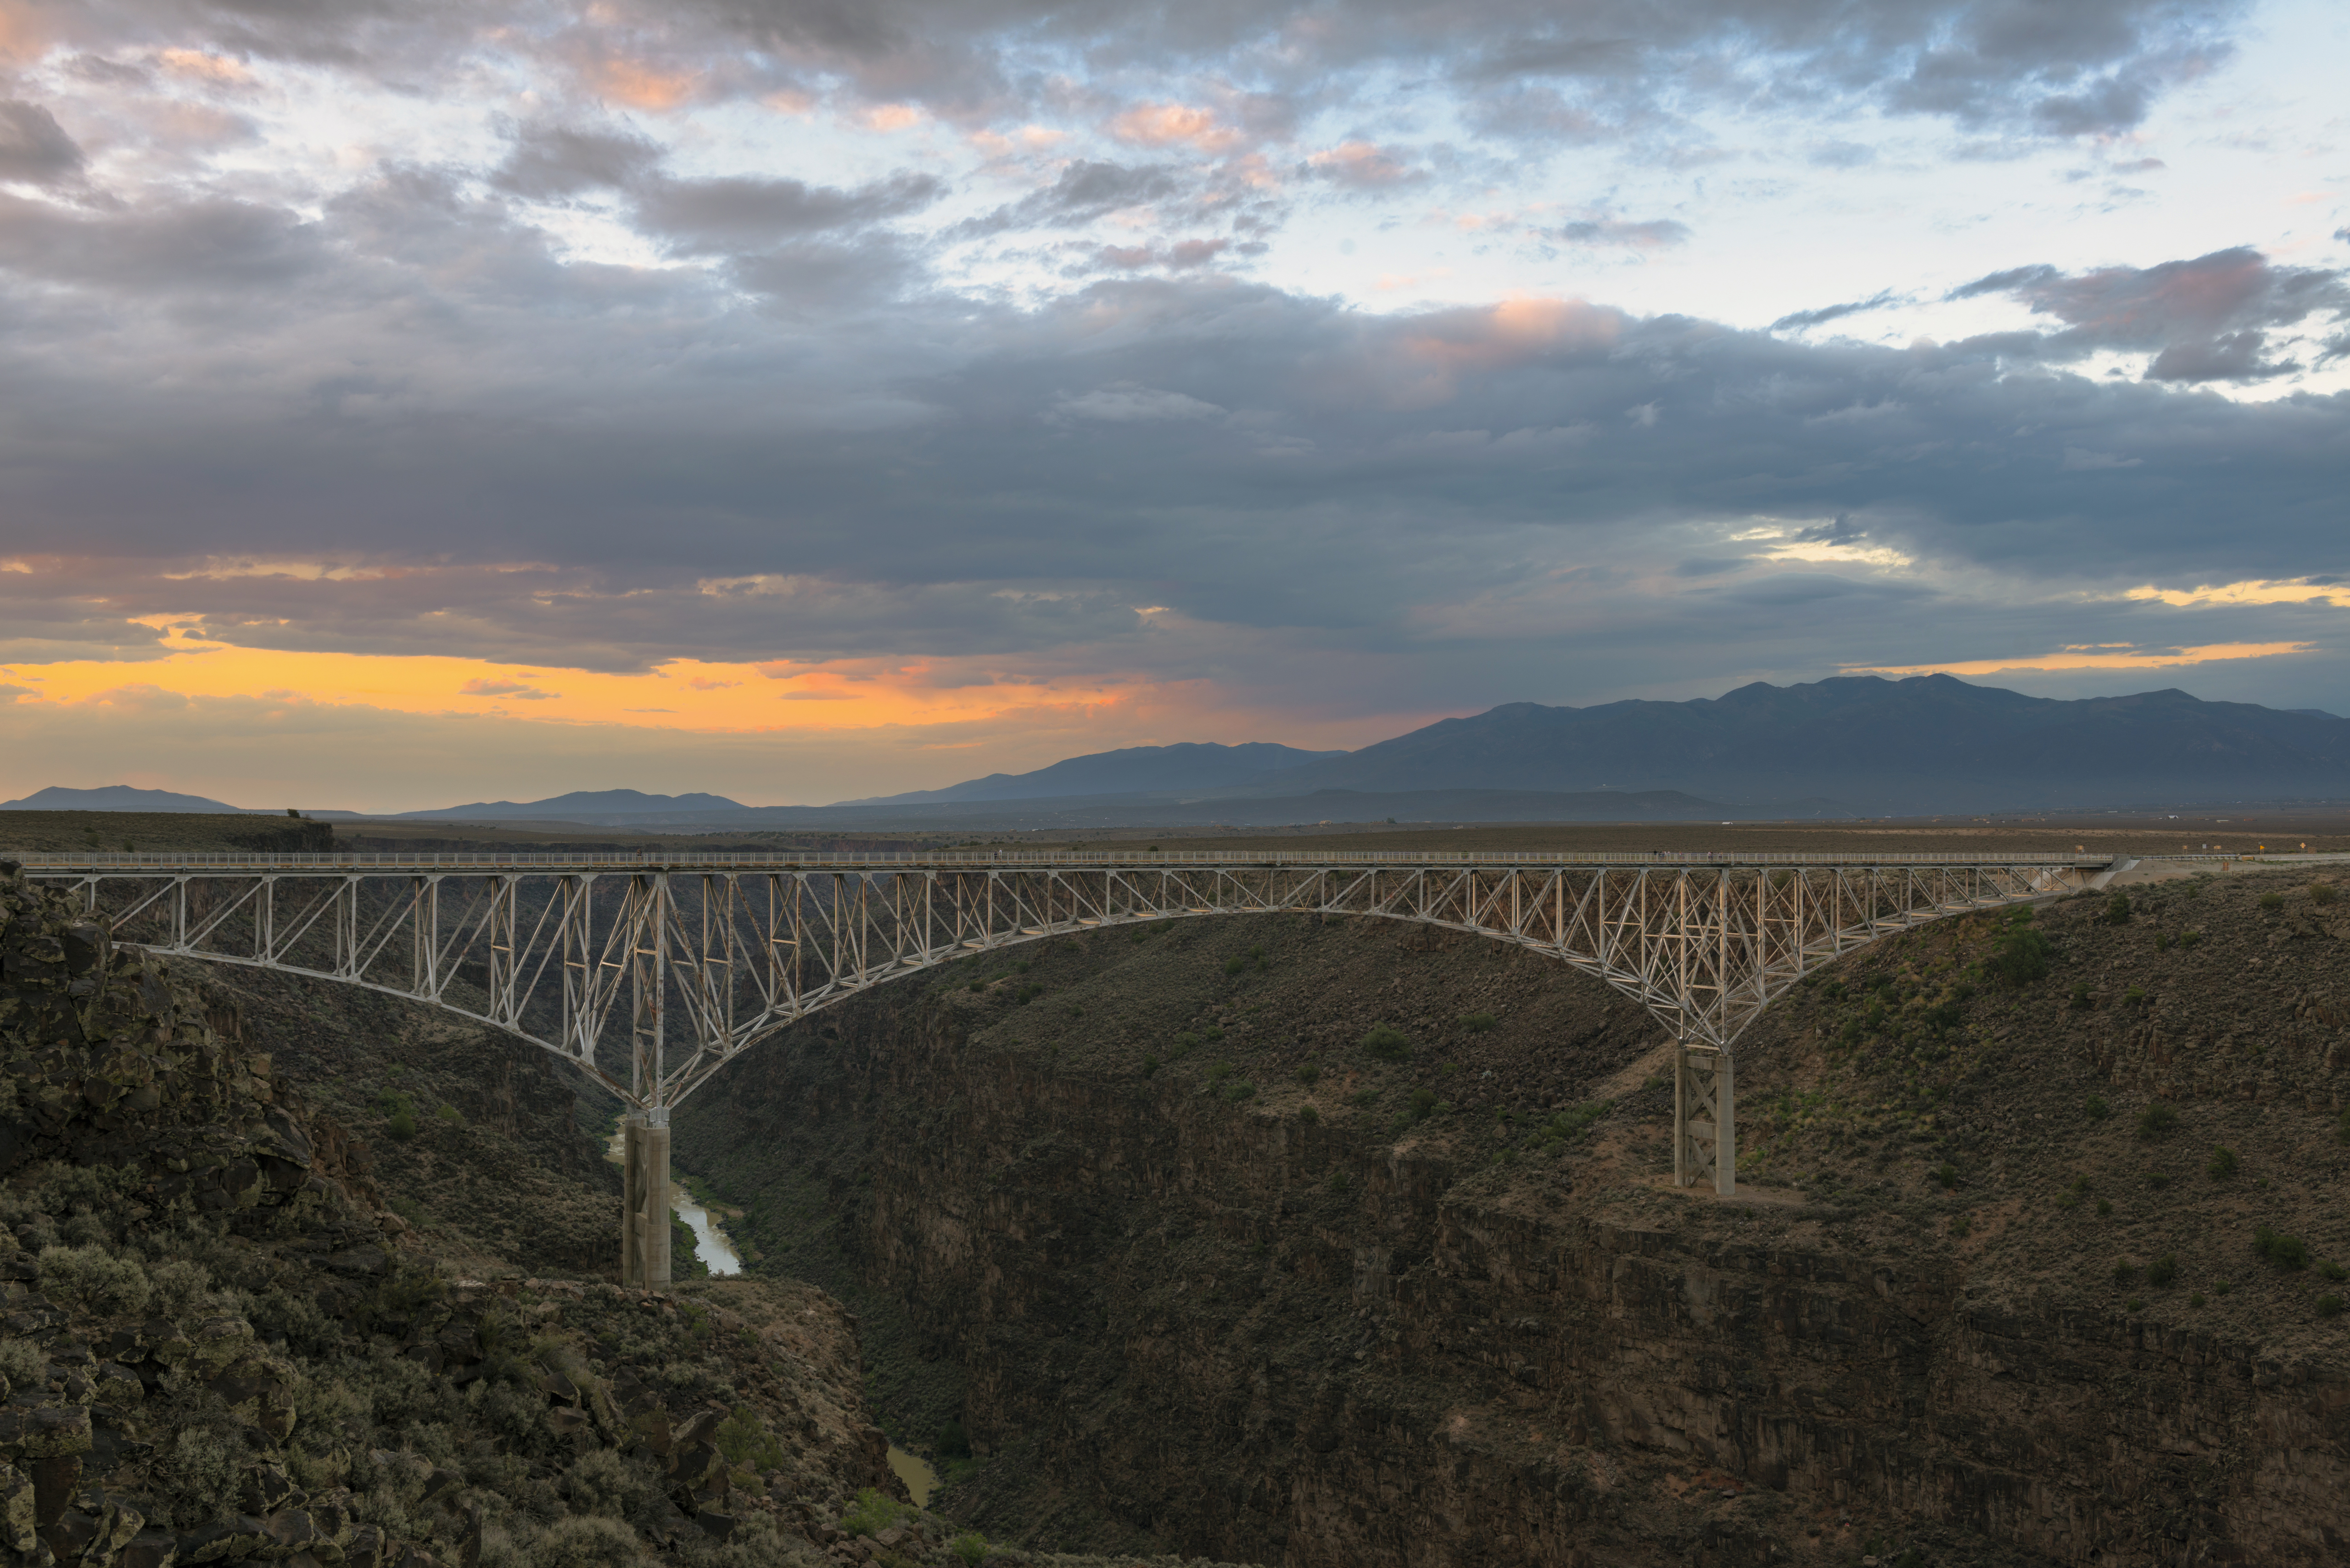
[16,849,2111,1122]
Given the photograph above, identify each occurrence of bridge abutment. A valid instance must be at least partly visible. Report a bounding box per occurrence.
[621,1112,672,1288]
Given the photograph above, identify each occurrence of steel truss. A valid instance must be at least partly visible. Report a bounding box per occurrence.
[19,852,2103,1123]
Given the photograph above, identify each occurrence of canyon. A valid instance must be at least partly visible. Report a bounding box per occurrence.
[677,871,2350,1567]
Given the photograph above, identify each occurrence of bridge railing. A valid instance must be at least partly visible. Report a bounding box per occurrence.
[6,847,2128,872]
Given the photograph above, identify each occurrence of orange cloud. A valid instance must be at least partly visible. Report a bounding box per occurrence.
[578,54,700,111]
[1847,642,2315,675]
[4,640,1151,737]
[1110,102,1242,153]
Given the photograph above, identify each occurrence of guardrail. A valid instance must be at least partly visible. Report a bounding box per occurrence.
[6,847,2128,872]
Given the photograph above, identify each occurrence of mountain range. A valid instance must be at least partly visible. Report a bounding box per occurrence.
[7,676,2346,827]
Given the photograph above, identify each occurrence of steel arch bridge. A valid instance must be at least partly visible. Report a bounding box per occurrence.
[12,847,2115,1281]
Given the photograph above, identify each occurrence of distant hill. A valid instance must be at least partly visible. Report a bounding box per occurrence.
[0,785,252,813]
[1247,676,2350,813]
[395,789,745,822]
[843,742,1350,806]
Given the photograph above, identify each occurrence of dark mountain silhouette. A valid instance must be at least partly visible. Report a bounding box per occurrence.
[1247,675,2350,812]
[396,788,745,821]
[842,741,1349,805]
[0,784,250,813]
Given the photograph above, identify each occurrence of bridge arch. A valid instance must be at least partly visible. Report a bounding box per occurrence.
[16,849,2114,1281]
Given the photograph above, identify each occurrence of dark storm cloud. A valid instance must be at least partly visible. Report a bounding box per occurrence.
[3,187,2342,681]
[0,102,86,185]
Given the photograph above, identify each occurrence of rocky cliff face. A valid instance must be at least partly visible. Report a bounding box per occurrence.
[677,875,2350,1568]
[0,863,914,1568]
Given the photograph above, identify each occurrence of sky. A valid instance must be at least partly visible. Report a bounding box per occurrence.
[0,0,2344,811]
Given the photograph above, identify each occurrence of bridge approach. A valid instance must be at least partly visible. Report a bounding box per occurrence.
[10,847,2119,1284]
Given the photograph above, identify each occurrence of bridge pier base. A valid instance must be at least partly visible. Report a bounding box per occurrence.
[1673,1044,1735,1197]
[621,1113,672,1289]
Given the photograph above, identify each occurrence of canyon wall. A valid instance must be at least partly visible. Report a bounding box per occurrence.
[678,901,2350,1568]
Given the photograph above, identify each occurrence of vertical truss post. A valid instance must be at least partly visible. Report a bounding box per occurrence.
[410,876,437,998]
[1674,1041,1735,1196]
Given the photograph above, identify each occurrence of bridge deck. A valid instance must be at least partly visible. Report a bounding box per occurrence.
[8,848,2124,873]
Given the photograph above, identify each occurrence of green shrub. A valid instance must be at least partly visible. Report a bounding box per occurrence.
[2105,892,2132,925]
[2320,1295,2344,1319]
[2320,1261,2348,1283]
[1223,1080,1256,1102]
[2147,1254,2177,1287]
[1294,1061,1320,1085]
[2125,1298,2143,1312]
[2180,929,2202,949]
[1948,1214,1972,1238]
[2154,931,2173,951]
[1984,910,2052,988]
[1325,1171,1348,1194]
[2084,1095,2110,1121]
[2206,1145,2239,1180]
[2123,986,2146,1007]
[529,1515,653,1568]
[1408,1088,1437,1122]
[2259,891,2283,911]
[37,1244,151,1317]
[841,1487,911,1538]
[1933,1163,1958,1190]
[716,1407,787,1472]
[938,1419,972,1458]
[2137,1102,2178,1140]
[147,1258,209,1315]
[2147,1171,2173,1191]
[1206,1062,1232,1083]
[1297,1105,1318,1124]
[2255,1225,2311,1270]
[1460,1012,1497,1032]
[2215,1280,2233,1296]
[2338,1106,2350,1146]
[951,1533,990,1566]
[2068,983,2095,1010]
[1141,1054,1160,1077]
[2096,1198,2112,1217]
[2190,1292,2206,1308]
[1223,955,1247,976]
[437,1103,464,1125]
[2313,882,2338,906]
[1360,1024,1412,1061]
[2111,1261,2137,1285]
[0,1339,43,1393]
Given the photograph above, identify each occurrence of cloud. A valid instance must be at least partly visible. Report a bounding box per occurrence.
[634,171,942,254]
[1950,246,2349,380]
[1304,142,1421,189]
[0,100,84,184]
[491,122,663,199]
[1552,218,1690,249]
[459,678,560,699]
[965,161,1182,234]
[1771,291,1899,332]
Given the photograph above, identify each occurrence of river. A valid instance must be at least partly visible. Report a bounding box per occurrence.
[603,1130,742,1276]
